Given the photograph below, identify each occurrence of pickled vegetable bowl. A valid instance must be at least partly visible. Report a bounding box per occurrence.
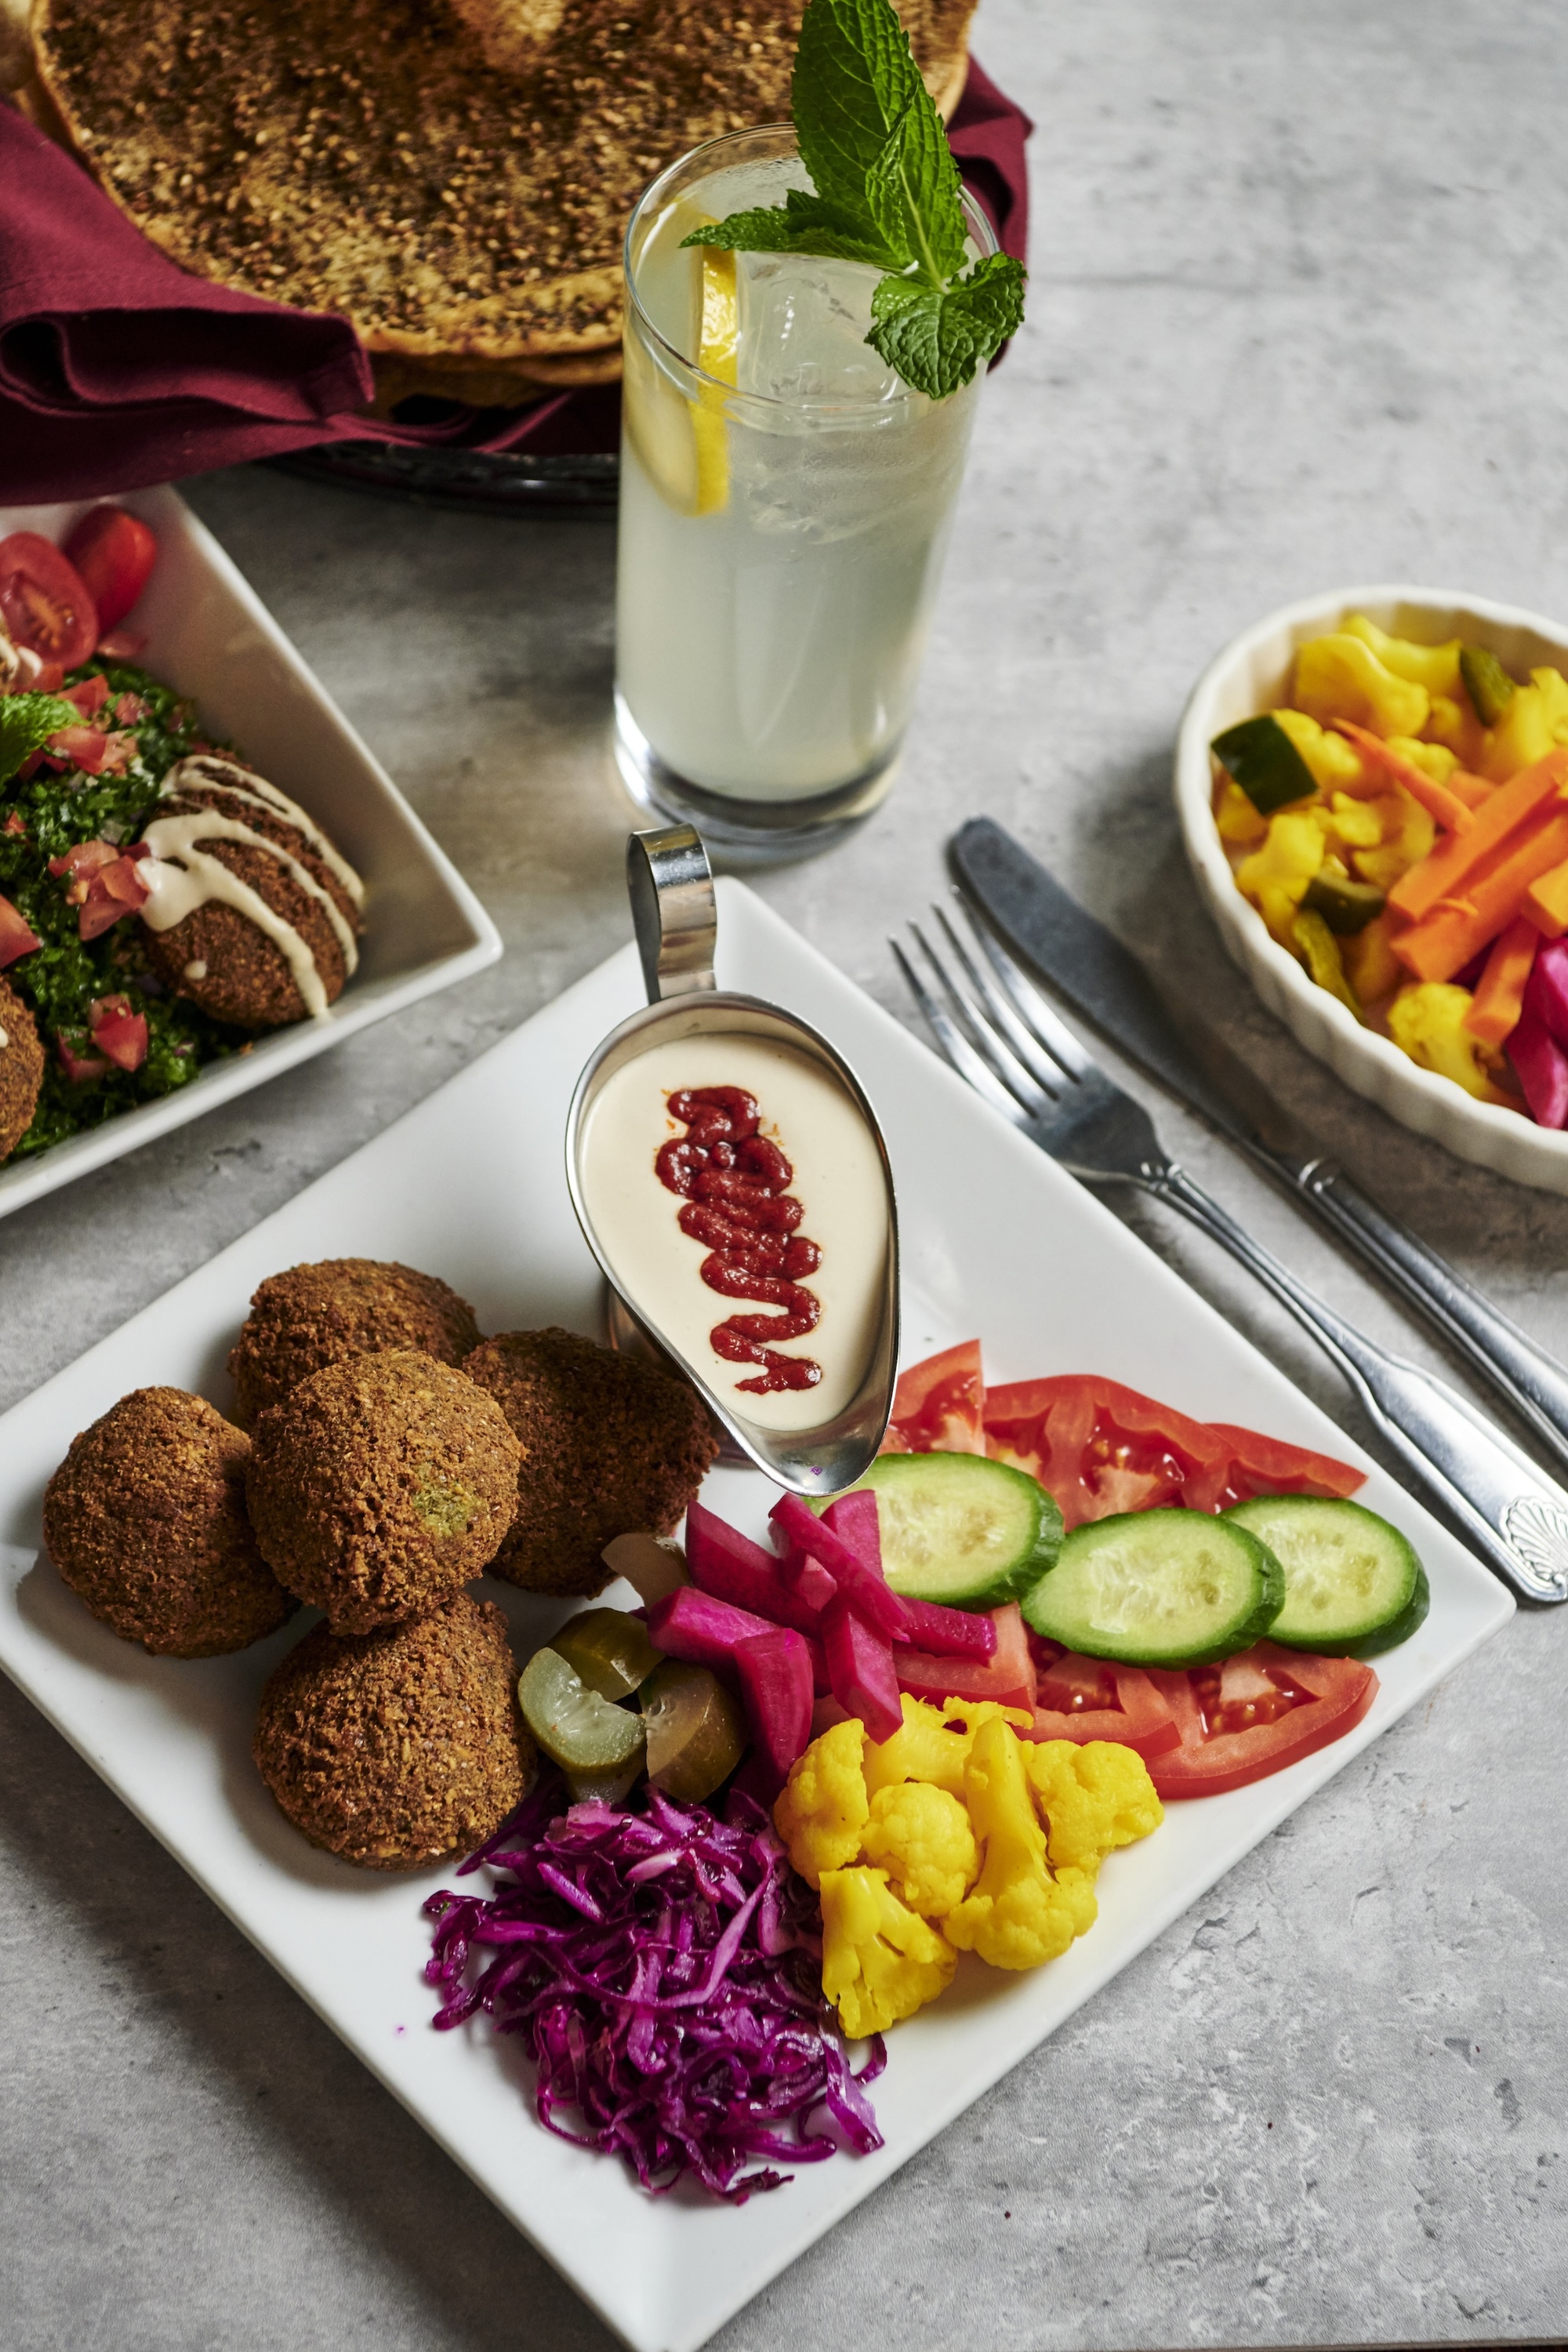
[1212,613,1568,1127]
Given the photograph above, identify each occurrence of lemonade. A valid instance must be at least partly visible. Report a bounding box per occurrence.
[615,128,991,852]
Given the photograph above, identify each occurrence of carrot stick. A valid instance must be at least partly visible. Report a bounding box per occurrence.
[1332,720,1475,833]
[1448,770,1493,811]
[1523,855,1568,939]
[1464,916,1538,1044]
[1392,810,1568,983]
[1386,745,1568,922]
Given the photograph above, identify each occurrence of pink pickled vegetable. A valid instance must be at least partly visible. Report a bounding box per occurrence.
[770,1493,909,1642]
[894,1594,999,1660]
[1524,936,1568,1050]
[732,1630,815,1798]
[1508,1006,1568,1127]
[776,1542,838,1613]
[821,1487,881,1560]
[686,1501,826,1637]
[821,1595,903,1742]
[645,1585,774,1671]
[425,1775,884,2201]
[895,1604,1037,1713]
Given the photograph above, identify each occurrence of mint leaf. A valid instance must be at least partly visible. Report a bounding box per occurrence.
[684,189,900,270]
[867,252,1027,399]
[676,0,1026,398]
[0,693,77,788]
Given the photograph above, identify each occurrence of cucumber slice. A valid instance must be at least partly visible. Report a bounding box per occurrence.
[1210,713,1319,815]
[1225,1495,1428,1657]
[1021,1508,1283,1666]
[823,1451,1063,1609]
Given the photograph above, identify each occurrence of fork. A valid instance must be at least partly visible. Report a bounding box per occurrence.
[893,898,1568,1605]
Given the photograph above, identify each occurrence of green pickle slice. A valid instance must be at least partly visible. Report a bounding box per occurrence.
[1210,713,1319,814]
[1301,866,1385,935]
[518,1646,646,1774]
[1459,644,1516,728]
[641,1661,746,1804]
[551,1606,663,1700]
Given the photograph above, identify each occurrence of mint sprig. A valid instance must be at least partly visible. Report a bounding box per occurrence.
[682,0,1025,400]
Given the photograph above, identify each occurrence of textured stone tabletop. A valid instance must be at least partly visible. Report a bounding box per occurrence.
[4,2,1567,2347]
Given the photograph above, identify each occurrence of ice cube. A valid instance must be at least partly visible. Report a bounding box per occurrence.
[735,253,901,403]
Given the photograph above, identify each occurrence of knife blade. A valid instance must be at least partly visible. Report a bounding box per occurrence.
[949,814,1568,1486]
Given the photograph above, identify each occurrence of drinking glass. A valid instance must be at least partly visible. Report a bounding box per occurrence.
[615,124,992,862]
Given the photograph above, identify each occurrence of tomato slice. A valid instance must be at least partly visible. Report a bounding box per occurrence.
[882,1337,986,1455]
[63,506,158,634]
[893,1601,1036,1711]
[0,895,41,970]
[1029,1646,1181,1761]
[0,533,98,670]
[984,1373,1237,1525]
[1144,1642,1377,1797]
[1207,1421,1366,1505]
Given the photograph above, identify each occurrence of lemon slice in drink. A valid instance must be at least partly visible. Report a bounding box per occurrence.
[693,247,738,516]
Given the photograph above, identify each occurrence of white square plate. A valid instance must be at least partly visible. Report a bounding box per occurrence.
[0,883,1513,2352]
[0,485,501,1219]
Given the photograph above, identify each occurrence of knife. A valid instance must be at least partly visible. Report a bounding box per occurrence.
[950,814,1568,1483]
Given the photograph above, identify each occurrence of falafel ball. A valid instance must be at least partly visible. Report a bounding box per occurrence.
[0,975,45,1161]
[228,1257,482,1427]
[140,756,363,1030]
[252,1592,532,1869]
[43,1387,297,1657]
[245,1349,520,1634]
[464,1327,719,1599]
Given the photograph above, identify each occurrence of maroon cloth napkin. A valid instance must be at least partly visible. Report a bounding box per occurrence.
[0,60,1031,502]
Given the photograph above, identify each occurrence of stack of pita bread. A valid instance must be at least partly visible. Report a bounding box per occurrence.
[14,0,976,409]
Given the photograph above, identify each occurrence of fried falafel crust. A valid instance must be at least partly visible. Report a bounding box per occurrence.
[464,1327,719,1599]
[43,1386,297,1657]
[229,1258,482,1427]
[0,975,45,1162]
[245,1348,520,1633]
[253,1592,534,1869]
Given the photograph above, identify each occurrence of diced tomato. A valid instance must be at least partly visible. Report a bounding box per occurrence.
[0,894,41,968]
[114,692,150,726]
[881,1337,987,1455]
[49,839,121,880]
[0,533,98,670]
[1207,1422,1366,1506]
[59,672,110,720]
[63,506,158,635]
[894,1601,1036,1712]
[96,630,147,662]
[1144,1642,1377,1798]
[89,994,148,1073]
[1028,1644,1182,1761]
[2,814,25,840]
[78,858,151,940]
[56,1033,110,1083]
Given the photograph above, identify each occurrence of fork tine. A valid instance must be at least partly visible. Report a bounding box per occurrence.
[907,920,1059,1116]
[952,887,1099,1081]
[933,902,1076,1098]
[889,938,1031,1129]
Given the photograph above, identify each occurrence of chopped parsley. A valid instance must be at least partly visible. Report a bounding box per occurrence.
[0,661,244,1160]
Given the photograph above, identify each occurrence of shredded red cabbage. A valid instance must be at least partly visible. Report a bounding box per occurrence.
[423,1773,884,2203]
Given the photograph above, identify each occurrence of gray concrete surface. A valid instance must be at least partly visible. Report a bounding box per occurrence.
[3,0,1567,2345]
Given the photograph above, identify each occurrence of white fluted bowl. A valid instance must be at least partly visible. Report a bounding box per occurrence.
[1175,583,1568,1196]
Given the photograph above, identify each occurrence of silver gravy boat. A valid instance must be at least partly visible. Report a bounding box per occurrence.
[565,825,899,1496]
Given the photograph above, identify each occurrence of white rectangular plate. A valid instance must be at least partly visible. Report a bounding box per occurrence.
[0,882,1513,2352]
[0,486,501,1220]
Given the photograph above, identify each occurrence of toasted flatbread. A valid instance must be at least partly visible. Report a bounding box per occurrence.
[31,0,976,383]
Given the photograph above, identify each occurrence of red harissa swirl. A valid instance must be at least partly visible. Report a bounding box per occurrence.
[655,1086,822,1395]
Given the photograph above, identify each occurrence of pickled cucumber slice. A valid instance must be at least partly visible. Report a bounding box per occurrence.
[1459,644,1517,728]
[1021,1508,1284,1666]
[1211,714,1319,815]
[823,1451,1062,1607]
[552,1607,663,1700]
[1302,866,1386,935]
[1225,1494,1429,1657]
[641,1660,746,1803]
[519,1646,646,1774]
[1290,907,1363,1017]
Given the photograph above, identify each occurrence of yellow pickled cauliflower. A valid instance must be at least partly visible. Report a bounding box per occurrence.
[861,1693,1029,1798]
[943,1719,1100,1972]
[818,1866,956,2037]
[773,1716,867,1889]
[1294,632,1430,739]
[1388,982,1508,1104]
[1023,1739,1164,1875]
[862,1780,978,1917]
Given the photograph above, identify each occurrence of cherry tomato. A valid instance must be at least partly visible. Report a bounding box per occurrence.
[1144,1642,1377,1798]
[63,506,158,633]
[0,533,99,670]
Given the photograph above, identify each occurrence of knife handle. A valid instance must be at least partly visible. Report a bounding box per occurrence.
[1152,1164,1568,1604]
[1283,1160,1568,1479]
